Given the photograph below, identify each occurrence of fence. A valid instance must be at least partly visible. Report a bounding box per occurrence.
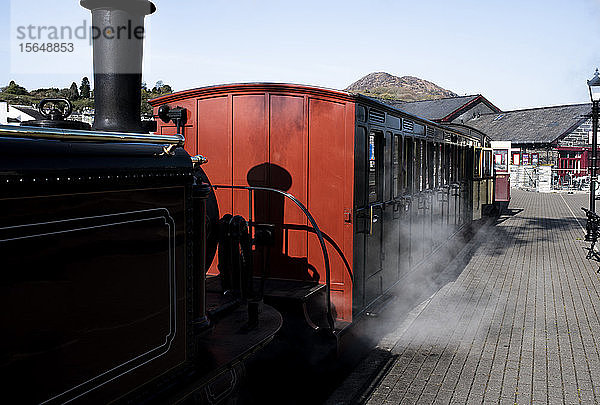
[552,168,591,191]
[509,165,592,192]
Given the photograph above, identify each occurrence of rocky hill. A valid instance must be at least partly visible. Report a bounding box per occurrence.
[345,72,458,101]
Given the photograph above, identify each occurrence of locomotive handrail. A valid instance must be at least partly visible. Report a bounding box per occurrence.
[212,184,335,332]
[0,124,184,146]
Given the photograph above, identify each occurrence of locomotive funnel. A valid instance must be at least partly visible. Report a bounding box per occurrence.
[81,0,156,133]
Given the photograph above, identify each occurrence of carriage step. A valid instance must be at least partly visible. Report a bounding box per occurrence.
[255,278,326,303]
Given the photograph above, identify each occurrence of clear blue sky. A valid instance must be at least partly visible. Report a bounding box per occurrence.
[1,0,599,111]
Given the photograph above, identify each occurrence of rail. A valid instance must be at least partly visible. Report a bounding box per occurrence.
[0,124,184,145]
[212,184,335,332]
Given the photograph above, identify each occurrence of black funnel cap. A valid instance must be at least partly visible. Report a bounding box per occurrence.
[81,0,156,133]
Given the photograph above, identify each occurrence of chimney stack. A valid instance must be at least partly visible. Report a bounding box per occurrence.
[80,0,156,133]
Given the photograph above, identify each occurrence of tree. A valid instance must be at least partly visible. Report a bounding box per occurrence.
[80,77,91,99]
[159,84,172,94]
[140,80,173,117]
[58,87,71,99]
[4,81,29,96]
[68,82,80,100]
[153,80,164,92]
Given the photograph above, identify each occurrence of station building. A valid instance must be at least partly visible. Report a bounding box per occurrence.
[465,104,592,179]
[384,96,594,181]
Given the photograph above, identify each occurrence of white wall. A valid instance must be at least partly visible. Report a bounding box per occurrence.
[0,102,8,125]
[0,104,37,125]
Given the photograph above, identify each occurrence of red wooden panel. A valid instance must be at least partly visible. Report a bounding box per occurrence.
[197,97,231,185]
[269,95,308,276]
[495,174,510,202]
[197,97,232,275]
[343,102,355,320]
[307,98,352,320]
[232,95,268,220]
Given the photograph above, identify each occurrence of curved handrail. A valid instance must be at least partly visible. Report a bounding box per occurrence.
[277,223,352,284]
[212,184,335,332]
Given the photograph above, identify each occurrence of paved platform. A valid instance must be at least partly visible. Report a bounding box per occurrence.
[339,190,600,404]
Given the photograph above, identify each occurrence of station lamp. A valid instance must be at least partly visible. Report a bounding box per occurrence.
[586,69,600,242]
[589,69,600,102]
[589,69,600,213]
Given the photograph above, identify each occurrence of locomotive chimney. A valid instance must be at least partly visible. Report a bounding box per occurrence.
[80,0,156,133]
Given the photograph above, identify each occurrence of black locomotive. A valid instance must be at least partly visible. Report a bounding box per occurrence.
[1,1,282,404]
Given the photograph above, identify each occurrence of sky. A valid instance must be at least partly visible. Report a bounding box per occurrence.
[1,0,599,111]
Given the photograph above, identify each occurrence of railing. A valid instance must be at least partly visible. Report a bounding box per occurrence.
[509,165,593,192]
[212,184,335,332]
[0,124,184,145]
[552,168,593,191]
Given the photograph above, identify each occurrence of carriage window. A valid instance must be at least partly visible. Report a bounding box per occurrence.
[440,144,445,187]
[438,144,443,187]
[444,145,451,184]
[474,148,482,178]
[431,143,437,189]
[459,146,464,181]
[434,144,440,188]
[405,137,413,194]
[450,145,455,182]
[368,131,383,203]
[393,134,401,197]
[415,140,423,192]
[495,150,508,172]
[483,150,492,177]
[421,141,426,191]
[427,141,434,189]
[422,142,427,189]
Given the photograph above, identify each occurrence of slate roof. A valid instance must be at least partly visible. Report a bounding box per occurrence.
[380,95,484,121]
[466,103,592,145]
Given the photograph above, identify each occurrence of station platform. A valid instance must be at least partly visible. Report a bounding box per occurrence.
[329,190,600,404]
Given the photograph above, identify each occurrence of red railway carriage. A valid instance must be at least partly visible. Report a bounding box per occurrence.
[153,84,356,320]
[151,83,491,325]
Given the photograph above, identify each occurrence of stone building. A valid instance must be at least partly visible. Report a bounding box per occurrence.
[465,103,592,178]
[386,96,594,180]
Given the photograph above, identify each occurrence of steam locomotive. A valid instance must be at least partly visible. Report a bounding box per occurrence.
[0,1,495,404]
[1,1,282,404]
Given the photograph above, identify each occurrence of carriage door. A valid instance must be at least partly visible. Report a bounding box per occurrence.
[399,136,412,277]
[365,130,384,304]
[382,132,400,290]
[412,139,425,264]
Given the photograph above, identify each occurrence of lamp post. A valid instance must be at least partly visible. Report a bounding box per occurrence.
[589,69,600,213]
[585,69,600,242]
